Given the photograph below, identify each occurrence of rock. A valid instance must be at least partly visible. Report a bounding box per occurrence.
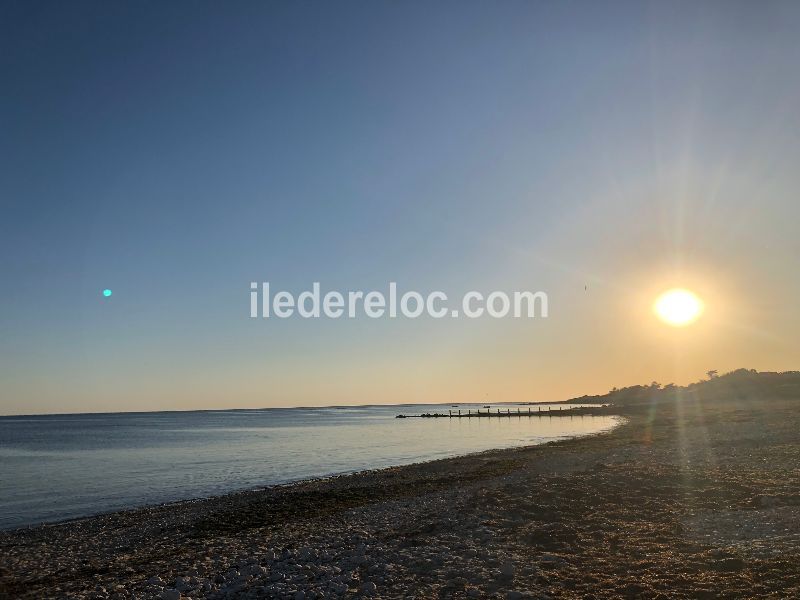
[174,577,190,591]
[329,581,347,594]
[757,495,780,508]
[466,588,481,598]
[298,547,316,561]
[160,590,181,600]
[500,561,515,579]
[294,591,305,600]
[507,592,524,600]
[713,557,746,572]
[361,581,377,595]
[243,564,267,577]
[623,583,646,596]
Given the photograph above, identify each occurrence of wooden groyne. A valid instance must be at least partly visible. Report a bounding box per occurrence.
[395,405,612,419]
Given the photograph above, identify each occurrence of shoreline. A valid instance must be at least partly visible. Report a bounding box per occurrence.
[1,415,626,535]
[3,378,800,598]
[0,406,619,533]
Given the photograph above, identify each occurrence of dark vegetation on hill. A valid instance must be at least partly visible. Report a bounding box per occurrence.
[567,369,800,411]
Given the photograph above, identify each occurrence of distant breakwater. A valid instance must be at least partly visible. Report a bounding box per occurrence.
[396,405,613,419]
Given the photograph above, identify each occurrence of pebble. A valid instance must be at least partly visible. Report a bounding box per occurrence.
[500,561,515,578]
[362,581,377,595]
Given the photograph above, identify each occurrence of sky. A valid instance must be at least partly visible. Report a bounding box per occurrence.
[2,1,800,415]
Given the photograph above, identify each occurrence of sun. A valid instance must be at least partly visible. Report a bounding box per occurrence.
[653,288,704,327]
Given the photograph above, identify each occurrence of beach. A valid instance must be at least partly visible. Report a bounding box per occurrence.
[5,2,800,599]
[2,372,800,599]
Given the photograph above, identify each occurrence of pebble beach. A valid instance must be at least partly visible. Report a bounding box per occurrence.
[2,371,799,599]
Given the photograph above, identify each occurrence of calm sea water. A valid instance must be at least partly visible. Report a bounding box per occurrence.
[0,403,619,530]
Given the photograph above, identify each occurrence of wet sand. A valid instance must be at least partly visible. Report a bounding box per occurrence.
[2,372,799,599]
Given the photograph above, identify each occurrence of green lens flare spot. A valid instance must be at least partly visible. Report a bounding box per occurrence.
[103,289,113,297]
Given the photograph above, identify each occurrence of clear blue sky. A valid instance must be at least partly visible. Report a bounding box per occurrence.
[3,1,800,414]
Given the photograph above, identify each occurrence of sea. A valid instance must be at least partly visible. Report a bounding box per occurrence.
[0,403,619,530]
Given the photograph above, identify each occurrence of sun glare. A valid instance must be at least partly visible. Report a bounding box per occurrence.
[654,288,704,327]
